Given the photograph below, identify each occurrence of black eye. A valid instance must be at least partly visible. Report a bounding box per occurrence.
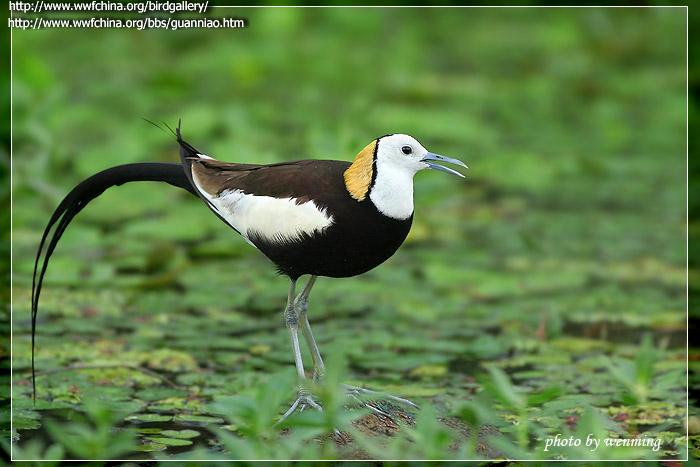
[401,146,412,155]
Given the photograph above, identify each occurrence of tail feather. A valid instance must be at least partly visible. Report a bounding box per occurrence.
[31,162,196,401]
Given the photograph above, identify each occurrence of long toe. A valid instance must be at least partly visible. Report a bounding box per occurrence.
[277,397,303,425]
[301,394,323,411]
[343,383,419,410]
[344,399,417,436]
[346,392,392,418]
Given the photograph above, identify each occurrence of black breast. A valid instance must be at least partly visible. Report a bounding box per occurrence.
[248,161,413,279]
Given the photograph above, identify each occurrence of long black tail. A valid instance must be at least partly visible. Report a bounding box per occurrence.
[31,162,197,401]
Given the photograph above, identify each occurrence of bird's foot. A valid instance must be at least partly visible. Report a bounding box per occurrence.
[276,388,323,425]
[276,388,344,438]
[343,383,419,411]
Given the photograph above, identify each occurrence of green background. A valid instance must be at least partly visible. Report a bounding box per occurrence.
[8,6,690,460]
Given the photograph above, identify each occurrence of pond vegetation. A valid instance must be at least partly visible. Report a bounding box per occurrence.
[5,7,691,461]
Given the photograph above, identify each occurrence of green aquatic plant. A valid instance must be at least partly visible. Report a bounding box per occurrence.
[8,6,689,461]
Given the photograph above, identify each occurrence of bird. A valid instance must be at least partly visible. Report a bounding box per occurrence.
[30,122,468,421]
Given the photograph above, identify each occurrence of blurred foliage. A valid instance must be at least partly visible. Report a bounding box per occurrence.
[2,0,12,457]
[5,6,691,461]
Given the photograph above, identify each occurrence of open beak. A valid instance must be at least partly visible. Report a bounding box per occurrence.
[421,152,468,178]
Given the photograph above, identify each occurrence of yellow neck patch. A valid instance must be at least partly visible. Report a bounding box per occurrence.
[344,140,377,201]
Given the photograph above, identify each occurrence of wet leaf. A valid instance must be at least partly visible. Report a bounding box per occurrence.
[173,415,225,424]
[160,429,200,439]
[126,413,173,423]
[146,436,194,447]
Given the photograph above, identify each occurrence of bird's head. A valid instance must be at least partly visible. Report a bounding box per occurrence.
[374,134,468,178]
[344,134,468,209]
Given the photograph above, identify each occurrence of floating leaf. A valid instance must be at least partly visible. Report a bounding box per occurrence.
[173,415,224,424]
[146,436,194,447]
[126,413,172,423]
[135,442,167,452]
[160,429,200,439]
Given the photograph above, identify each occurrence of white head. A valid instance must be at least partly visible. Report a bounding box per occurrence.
[374,134,431,176]
[344,134,467,220]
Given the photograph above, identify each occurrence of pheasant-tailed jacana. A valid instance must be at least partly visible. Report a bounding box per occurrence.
[31,123,467,420]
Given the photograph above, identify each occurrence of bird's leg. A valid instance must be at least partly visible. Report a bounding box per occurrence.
[277,278,323,425]
[294,275,326,382]
[292,277,417,417]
